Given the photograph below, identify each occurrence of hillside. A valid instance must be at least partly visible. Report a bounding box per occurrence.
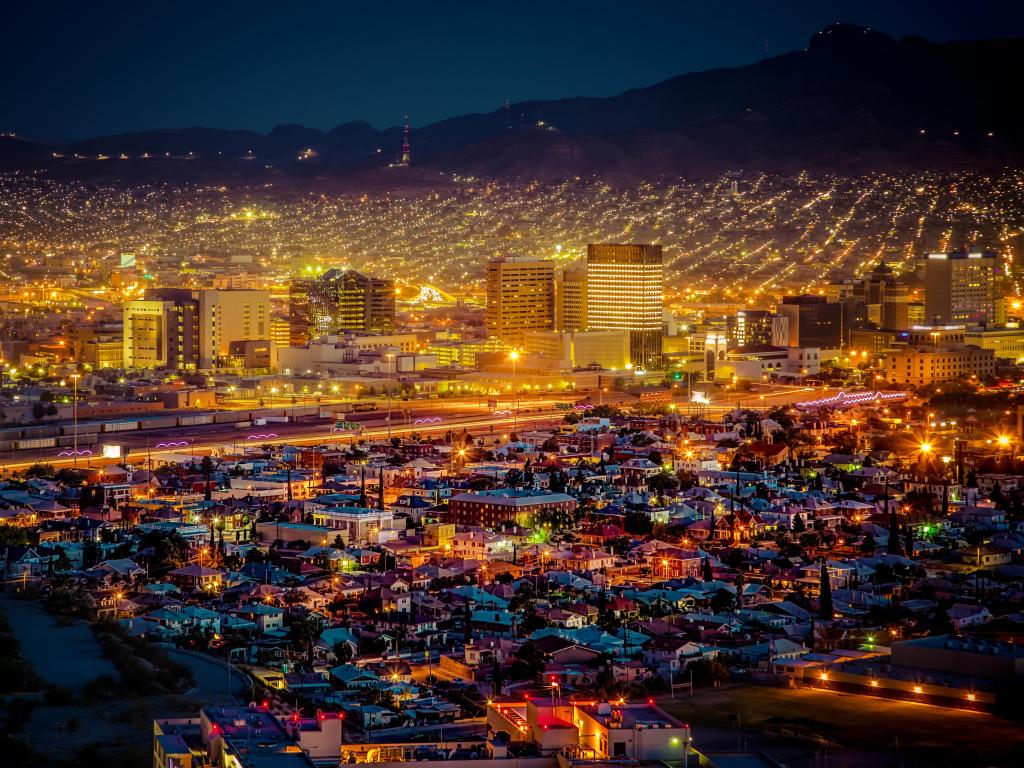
[6,25,1024,182]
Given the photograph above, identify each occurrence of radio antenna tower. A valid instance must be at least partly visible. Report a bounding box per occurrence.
[400,115,411,167]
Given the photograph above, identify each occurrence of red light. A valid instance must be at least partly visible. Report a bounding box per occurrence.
[262,700,269,709]
[647,698,654,705]
[339,713,345,720]
[292,713,299,722]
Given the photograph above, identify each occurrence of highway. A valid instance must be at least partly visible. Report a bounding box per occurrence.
[0,405,568,473]
[0,383,840,474]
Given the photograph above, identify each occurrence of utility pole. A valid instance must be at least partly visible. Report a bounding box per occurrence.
[386,352,395,440]
[70,372,81,468]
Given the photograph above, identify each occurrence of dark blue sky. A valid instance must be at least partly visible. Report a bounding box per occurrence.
[4,0,1024,140]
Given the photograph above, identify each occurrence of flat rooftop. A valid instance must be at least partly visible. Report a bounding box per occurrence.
[576,701,685,729]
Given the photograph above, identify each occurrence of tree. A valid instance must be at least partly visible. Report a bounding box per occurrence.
[860,532,876,555]
[818,559,833,621]
[648,471,680,496]
[335,642,354,663]
[492,653,503,697]
[688,657,730,687]
[463,603,473,645]
[0,525,29,546]
[702,556,714,582]
[81,540,101,569]
[508,641,545,681]
[623,510,653,536]
[290,615,321,670]
[886,507,902,555]
[201,456,214,501]
[23,463,55,479]
[798,531,822,550]
[710,588,735,612]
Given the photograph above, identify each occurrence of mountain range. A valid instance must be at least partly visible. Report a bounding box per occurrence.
[4,24,1024,183]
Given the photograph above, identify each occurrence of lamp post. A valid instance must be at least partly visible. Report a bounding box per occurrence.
[70,372,81,468]
[386,352,395,440]
[509,351,519,435]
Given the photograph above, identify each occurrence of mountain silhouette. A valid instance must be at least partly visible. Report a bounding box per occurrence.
[6,25,1023,182]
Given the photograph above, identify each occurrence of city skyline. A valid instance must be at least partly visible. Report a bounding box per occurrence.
[3,6,1024,768]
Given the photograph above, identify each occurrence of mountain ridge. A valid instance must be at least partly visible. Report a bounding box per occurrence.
[5,24,1024,182]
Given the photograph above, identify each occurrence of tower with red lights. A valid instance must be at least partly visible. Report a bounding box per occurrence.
[400,115,411,167]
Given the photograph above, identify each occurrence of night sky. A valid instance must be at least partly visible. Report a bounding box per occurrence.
[4,0,1024,141]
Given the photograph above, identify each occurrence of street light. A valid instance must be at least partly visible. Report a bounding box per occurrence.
[509,351,519,434]
[386,353,396,440]
[70,373,81,468]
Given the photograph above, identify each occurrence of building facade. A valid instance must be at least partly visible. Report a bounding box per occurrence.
[485,257,556,346]
[925,251,1004,325]
[197,289,271,369]
[123,289,200,370]
[555,266,588,333]
[586,244,664,368]
[306,269,395,336]
[447,490,576,528]
[884,327,996,386]
[778,295,845,351]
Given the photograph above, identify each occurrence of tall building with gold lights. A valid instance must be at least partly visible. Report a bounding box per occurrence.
[556,267,588,332]
[924,251,1005,325]
[485,257,556,346]
[305,269,395,336]
[586,244,663,367]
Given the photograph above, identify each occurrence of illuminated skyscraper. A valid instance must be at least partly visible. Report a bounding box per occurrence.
[586,243,663,367]
[288,279,313,346]
[485,257,556,346]
[778,295,843,350]
[124,289,200,370]
[555,267,588,332]
[306,268,395,336]
[196,290,271,369]
[854,261,910,330]
[727,309,788,347]
[925,251,1003,325]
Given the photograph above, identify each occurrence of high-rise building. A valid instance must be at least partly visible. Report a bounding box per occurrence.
[727,310,788,347]
[306,269,395,336]
[125,289,273,370]
[288,279,313,347]
[778,295,844,351]
[925,251,1003,325]
[196,290,271,369]
[555,267,588,332]
[485,257,556,346]
[124,289,200,370]
[586,244,664,367]
[854,261,911,330]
